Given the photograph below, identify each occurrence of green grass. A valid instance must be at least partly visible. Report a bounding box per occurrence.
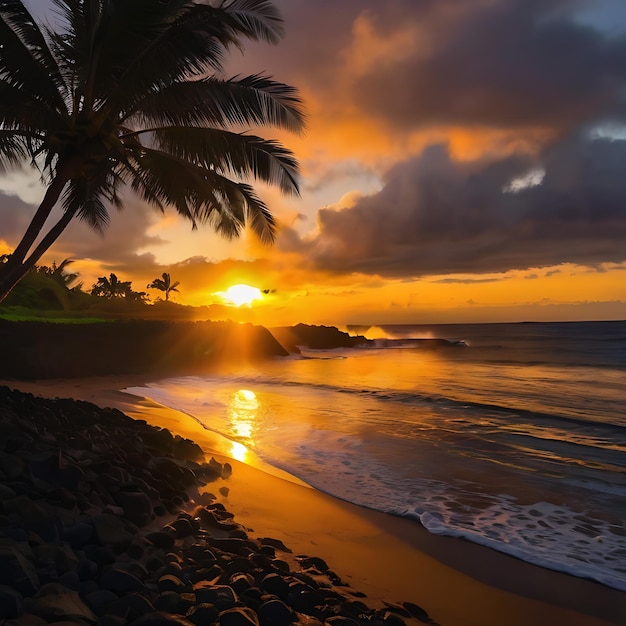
[0,307,111,324]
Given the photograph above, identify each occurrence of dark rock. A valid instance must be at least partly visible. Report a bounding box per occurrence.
[257,598,294,626]
[297,556,329,573]
[228,572,254,593]
[154,591,194,615]
[170,518,195,539]
[324,618,360,626]
[114,491,154,527]
[109,592,156,621]
[259,538,292,553]
[129,612,194,625]
[62,522,94,548]
[76,558,98,582]
[401,602,432,623]
[195,584,238,610]
[145,531,175,550]
[22,583,97,623]
[92,514,134,549]
[381,611,407,625]
[83,588,119,617]
[0,584,22,618]
[286,581,322,614]
[260,572,289,597]
[0,544,40,595]
[100,566,146,594]
[218,607,260,626]
[186,602,219,625]
[208,537,250,556]
[83,544,116,568]
[158,574,187,593]
[2,496,62,542]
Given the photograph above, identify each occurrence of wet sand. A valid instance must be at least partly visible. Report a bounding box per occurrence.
[5,375,626,626]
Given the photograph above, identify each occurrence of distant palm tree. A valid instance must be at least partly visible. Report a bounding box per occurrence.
[0,0,304,304]
[91,273,128,299]
[39,258,81,290]
[147,272,180,302]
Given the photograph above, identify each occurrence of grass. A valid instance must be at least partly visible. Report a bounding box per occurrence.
[0,307,111,324]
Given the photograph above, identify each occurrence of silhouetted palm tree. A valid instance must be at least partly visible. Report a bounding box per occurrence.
[91,273,129,299]
[0,0,304,303]
[147,272,180,301]
[39,258,81,290]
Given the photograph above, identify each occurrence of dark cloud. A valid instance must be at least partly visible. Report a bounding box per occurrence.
[350,0,626,132]
[282,135,626,276]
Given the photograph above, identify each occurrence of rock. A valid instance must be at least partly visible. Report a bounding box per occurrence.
[109,592,155,621]
[297,556,329,573]
[130,611,195,625]
[260,572,289,597]
[401,602,432,623]
[257,598,294,626]
[186,603,219,625]
[114,491,154,527]
[0,584,22,618]
[154,591,194,615]
[92,514,135,550]
[145,531,175,550]
[324,618,360,626]
[62,522,94,548]
[83,588,119,617]
[169,518,195,539]
[1,496,62,542]
[218,607,260,626]
[157,574,187,593]
[100,566,146,594]
[195,584,238,610]
[0,544,40,595]
[259,537,292,553]
[22,583,97,623]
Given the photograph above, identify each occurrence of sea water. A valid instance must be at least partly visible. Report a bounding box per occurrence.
[124,320,626,591]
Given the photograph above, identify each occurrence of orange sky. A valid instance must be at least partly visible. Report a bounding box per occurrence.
[1,0,625,326]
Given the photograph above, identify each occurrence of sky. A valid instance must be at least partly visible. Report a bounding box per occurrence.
[1,0,626,326]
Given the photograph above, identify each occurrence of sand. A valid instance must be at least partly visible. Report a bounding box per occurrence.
[5,375,626,626]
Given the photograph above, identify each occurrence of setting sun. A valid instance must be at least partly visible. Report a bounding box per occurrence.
[215,284,263,307]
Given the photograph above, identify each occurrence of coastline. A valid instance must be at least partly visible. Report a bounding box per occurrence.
[4,375,626,626]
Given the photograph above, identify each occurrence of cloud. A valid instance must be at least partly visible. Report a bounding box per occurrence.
[349,0,626,133]
[281,135,626,277]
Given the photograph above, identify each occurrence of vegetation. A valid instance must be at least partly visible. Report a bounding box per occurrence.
[91,273,147,301]
[147,272,180,301]
[0,0,304,304]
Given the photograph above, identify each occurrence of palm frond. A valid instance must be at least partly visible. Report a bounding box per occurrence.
[0,1,67,112]
[126,147,275,242]
[129,74,305,134]
[148,126,300,195]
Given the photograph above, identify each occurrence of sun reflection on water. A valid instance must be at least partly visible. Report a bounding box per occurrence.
[227,389,258,462]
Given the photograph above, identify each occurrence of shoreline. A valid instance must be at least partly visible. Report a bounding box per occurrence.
[4,375,626,625]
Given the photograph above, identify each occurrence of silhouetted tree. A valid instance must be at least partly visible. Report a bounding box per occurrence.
[91,273,145,301]
[147,272,180,301]
[0,0,304,303]
[38,259,81,290]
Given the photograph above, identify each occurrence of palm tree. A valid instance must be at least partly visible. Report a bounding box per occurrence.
[39,258,81,290]
[0,0,304,304]
[91,272,146,301]
[91,273,130,299]
[147,272,180,301]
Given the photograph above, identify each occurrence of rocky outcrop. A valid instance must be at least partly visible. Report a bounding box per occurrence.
[271,324,372,353]
[0,320,288,379]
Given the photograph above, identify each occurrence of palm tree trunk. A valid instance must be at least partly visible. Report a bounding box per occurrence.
[7,173,69,266]
[0,176,75,304]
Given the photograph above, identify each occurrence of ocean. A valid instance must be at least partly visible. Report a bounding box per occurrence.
[124,320,626,591]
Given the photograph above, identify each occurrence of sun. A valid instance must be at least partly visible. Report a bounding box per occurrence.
[215,284,263,307]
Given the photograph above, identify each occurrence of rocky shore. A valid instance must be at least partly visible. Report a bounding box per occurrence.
[0,386,433,625]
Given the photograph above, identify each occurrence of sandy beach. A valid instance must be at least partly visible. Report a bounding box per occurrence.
[4,375,625,626]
